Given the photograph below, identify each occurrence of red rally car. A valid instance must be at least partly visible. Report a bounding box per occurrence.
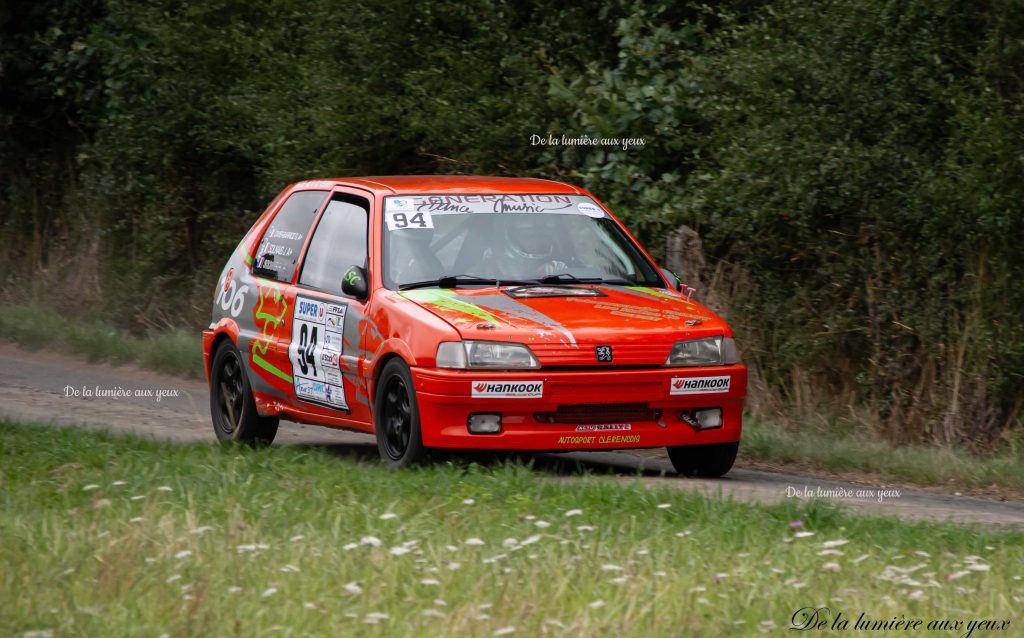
[202,176,746,476]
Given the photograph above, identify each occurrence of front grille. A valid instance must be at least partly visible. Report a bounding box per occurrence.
[534,403,661,424]
[530,342,672,367]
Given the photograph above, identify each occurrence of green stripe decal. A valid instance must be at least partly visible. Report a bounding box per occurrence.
[252,353,293,383]
[400,289,502,324]
[243,252,254,265]
[626,286,682,302]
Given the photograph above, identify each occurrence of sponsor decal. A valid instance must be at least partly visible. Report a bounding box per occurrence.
[565,297,710,322]
[344,269,363,287]
[577,201,604,218]
[557,435,641,445]
[322,331,343,350]
[387,197,414,211]
[290,295,347,410]
[503,286,605,299]
[223,268,234,292]
[384,194,610,218]
[575,424,631,432]
[268,229,303,241]
[670,375,731,395]
[295,298,326,322]
[256,238,296,260]
[324,368,343,386]
[471,380,543,399]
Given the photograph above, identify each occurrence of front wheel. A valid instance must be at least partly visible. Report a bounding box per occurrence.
[667,441,738,477]
[209,340,279,446]
[374,359,427,469]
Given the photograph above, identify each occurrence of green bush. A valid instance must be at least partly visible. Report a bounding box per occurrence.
[542,1,1024,442]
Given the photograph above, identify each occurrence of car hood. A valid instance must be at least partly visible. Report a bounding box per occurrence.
[399,285,731,366]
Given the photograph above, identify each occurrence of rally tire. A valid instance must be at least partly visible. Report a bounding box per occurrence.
[210,340,279,446]
[374,359,428,469]
[667,441,739,478]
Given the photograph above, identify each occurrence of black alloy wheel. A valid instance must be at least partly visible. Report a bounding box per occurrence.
[667,441,739,478]
[209,340,279,445]
[374,359,427,468]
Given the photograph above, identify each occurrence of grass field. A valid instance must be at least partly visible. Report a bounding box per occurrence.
[743,418,1024,494]
[0,303,201,378]
[1,421,1021,637]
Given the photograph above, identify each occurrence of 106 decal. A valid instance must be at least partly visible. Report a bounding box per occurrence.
[216,268,249,318]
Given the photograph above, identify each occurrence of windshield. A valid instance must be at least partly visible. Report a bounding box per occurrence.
[382,194,662,289]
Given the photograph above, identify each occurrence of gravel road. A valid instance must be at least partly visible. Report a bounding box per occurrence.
[1,341,1020,527]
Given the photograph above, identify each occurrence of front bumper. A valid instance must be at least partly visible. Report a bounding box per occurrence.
[411,365,746,451]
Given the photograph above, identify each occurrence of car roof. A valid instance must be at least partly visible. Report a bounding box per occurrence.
[291,175,586,196]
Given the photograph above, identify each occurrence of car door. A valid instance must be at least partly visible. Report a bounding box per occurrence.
[242,188,329,408]
[288,188,374,427]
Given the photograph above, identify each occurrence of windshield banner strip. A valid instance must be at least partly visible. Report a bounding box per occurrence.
[385,194,605,219]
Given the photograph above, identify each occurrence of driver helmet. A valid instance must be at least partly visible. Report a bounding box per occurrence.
[390,226,438,280]
[504,215,556,260]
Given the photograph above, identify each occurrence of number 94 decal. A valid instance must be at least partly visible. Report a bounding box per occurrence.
[385,210,433,230]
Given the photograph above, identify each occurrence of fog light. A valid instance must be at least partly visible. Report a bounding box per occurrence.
[694,408,723,429]
[468,413,502,434]
[678,408,723,430]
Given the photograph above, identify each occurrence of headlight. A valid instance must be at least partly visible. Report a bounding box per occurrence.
[666,336,740,367]
[436,341,540,369]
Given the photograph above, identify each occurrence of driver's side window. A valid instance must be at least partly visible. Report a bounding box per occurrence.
[299,195,369,296]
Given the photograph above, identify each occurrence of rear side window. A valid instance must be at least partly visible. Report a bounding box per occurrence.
[255,190,328,281]
[299,196,369,295]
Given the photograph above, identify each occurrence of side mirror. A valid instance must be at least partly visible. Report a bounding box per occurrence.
[341,265,368,300]
[660,267,683,292]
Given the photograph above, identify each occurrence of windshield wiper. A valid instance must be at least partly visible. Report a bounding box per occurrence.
[535,273,634,286]
[399,274,534,291]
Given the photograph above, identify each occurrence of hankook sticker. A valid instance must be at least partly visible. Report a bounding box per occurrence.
[670,375,731,395]
[471,381,543,399]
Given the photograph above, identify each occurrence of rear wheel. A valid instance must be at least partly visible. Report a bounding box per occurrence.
[667,441,738,477]
[209,340,279,445]
[374,359,427,469]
